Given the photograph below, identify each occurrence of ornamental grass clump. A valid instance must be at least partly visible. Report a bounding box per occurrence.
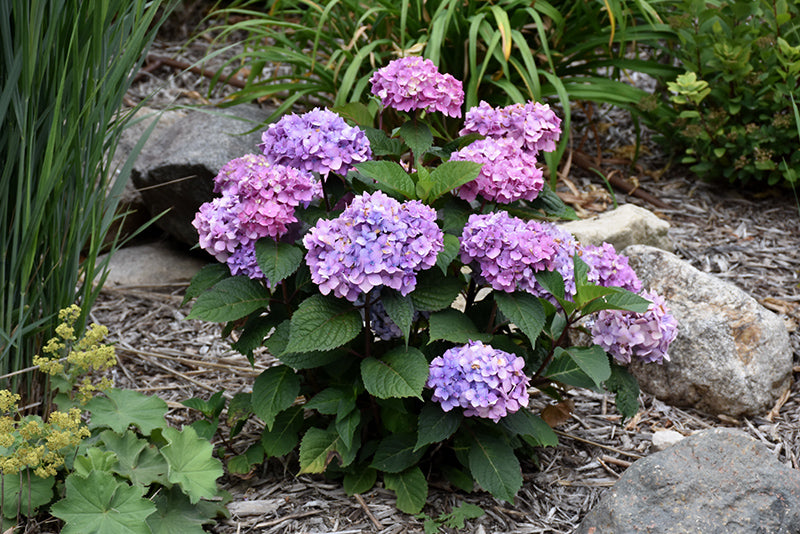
[186,56,678,513]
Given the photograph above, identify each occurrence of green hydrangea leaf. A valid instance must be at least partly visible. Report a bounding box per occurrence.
[494,292,545,345]
[410,268,463,312]
[182,263,230,306]
[500,410,558,447]
[336,406,361,450]
[186,276,270,322]
[354,160,416,199]
[343,466,377,496]
[364,126,404,157]
[160,426,224,504]
[381,291,414,346]
[254,239,304,286]
[384,466,428,514]
[305,387,354,415]
[580,290,651,314]
[563,346,611,389]
[428,309,490,344]
[285,294,362,353]
[252,365,300,431]
[361,347,428,400]
[99,430,169,487]
[264,320,343,369]
[371,433,426,473]
[415,403,462,451]
[1,470,54,519]
[544,348,599,390]
[604,363,641,419]
[425,160,483,203]
[87,388,167,436]
[399,120,434,160]
[262,406,304,458]
[298,427,340,474]
[436,233,461,274]
[468,432,522,503]
[50,471,156,534]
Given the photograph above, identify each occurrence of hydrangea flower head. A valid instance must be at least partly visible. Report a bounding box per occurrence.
[226,241,266,281]
[582,242,642,293]
[259,108,371,178]
[460,212,558,293]
[527,223,580,301]
[451,137,544,204]
[303,191,443,301]
[427,340,530,422]
[460,100,562,153]
[591,290,678,364]
[370,56,464,117]
[192,195,244,262]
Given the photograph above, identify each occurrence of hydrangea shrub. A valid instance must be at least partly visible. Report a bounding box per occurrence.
[186,57,677,513]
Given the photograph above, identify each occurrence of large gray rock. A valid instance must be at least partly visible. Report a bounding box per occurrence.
[100,241,209,287]
[624,245,792,417]
[577,428,800,534]
[131,104,271,246]
[559,204,673,252]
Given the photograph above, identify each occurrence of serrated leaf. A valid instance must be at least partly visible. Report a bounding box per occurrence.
[336,407,361,450]
[442,465,474,493]
[285,294,362,353]
[445,503,485,528]
[182,264,230,306]
[226,392,253,434]
[428,309,491,344]
[361,347,428,399]
[604,363,641,419]
[87,388,167,436]
[264,320,343,369]
[1,470,54,519]
[298,427,340,474]
[384,467,428,514]
[305,387,351,415]
[186,276,270,322]
[227,443,264,475]
[371,433,426,473]
[436,233,461,274]
[343,467,377,496]
[564,346,611,388]
[468,433,522,503]
[425,160,483,203]
[364,126,404,156]
[355,160,416,199]
[232,315,278,363]
[500,411,558,448]
[410,269,463,312]
[182,390,225,419]
[51,471,156,534]
[544,348,598,390]
[494,292,546,345]
[73,448,119,477]
[399,120,434,159]
[262,406,304,457]
[160,426,224,504]
[100,430,169,487]
[581,290,652,314]
[533,270,573,313]
[254,239,303,286]
[415,403,462,451]
[382,291,414,345]
[330,102,374,127]
[147,486,218,534]
[252,365,300,431]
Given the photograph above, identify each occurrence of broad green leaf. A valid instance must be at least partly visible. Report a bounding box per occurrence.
[262,406,304,458]
[305,387,351,415]
[160,426,224,504]
[364,126,404,156]
[384,467,428,514]
[410,268,462,312]
[415,403,462,451]
[1,470,54,519]
[330,102,373,127]
[382,290,414,345]
[443,465,475,493]
[186,276,270,322]
[336,407,361,450]
[494,292,546,345]
[73,448,118,477]
[87,388,167,436]
[361,347,428,399]
[285,294,362,353]
[604,363,641,419]
[354,160,416,199]
[264,320,343,369]
[343,467,377,496]
[436,233,461,274]
[468,433,522,503]
[564,346,611,388]
[298,427,340,474]
[232,315,278,363]
[254,239,304,286]
[227,443,264,475]
[147,486,219,534]
[445,503,485,529]
[100,430,168,487]
[51,471,156,534]
[182,264,230,306]
[500,411,558,447]
[544,348,598,390]
[425,161,483,203]
[574,284,618,308]
[226,392,253,435]
[580,290,652,315]
[533,269,574,314]
[399,120,433,159]
[371,433,426,473]
[252,365,300,431]
[428,309,491,344]
[182,390,226,419]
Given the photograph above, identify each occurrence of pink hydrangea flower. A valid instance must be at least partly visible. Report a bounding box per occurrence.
[460,100,562,154]
[370,56,464,117]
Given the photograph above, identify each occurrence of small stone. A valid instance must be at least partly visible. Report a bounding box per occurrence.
[651,429,684,451]
[559,204,673,252]
[227,499,282,517]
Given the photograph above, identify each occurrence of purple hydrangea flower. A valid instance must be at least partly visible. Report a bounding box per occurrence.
[451,137,544,204]
[226,241,266,281]
[303,191,444,301]
[355,289,428,341]
[591,290,678,364]
[582,242,642,293]
[193,154,321,266]
[459,212,558,293]
[259,108,372,178]
[427,340,530,422]
[460,100,562,154]
[370,56,464,117]
[527,223,581,301]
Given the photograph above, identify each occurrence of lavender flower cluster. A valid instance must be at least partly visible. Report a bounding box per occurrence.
[369,56,464,117]
[259,107,372,178]
[460,100,562,154]
[450,137,544,204]
[303,191,444,302]
[193,154,322,279]
[583,243,642,293]
[427,341,530,422]
[591,290,678,364]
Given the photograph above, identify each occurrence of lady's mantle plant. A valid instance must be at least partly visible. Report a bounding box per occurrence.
[186,57,677,513]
